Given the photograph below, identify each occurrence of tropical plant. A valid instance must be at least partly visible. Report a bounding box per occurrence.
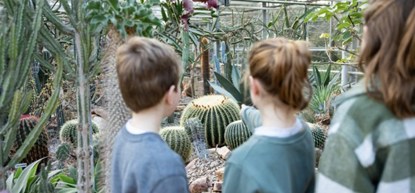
[85,0,161,38]
[209,65,251,106]
[308,65,340,115]
[53,162,103,193]
[305,0,367,62]
[0,0,63,189]
[6,159,59,193]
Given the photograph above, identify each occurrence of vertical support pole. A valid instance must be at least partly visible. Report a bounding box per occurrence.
[262,2,267,39]
[341,49,349,88]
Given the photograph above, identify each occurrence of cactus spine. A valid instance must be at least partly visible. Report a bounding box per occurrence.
[224,120,252,150]
[59,119,99,147]
[180,95,240,147]
[307,123,327,149]
[11,116,49,164]
[160,126,192,162]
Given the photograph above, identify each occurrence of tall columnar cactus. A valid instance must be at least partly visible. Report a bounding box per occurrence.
[180,95,240,147]
[11,116,49,164]
[200,37,210,95]
[59,119,99,147]
[307,123,327,149]
[224,120,252,150]
[183,118,208,159]
[160,126,192,162]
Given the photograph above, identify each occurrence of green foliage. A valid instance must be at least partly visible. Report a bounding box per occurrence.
[309,65,340,114]
[85,0,162,37]
[11,116,49,165]
[53,162,103,193]
[305,0,367,46]
[307,123,327,149]
[59,119,99,147]
[160,126,192,162]
[224,120,252,150]
[209,66,251,106]
[6,159,58,193]
[180,95,240,147]
[0,2,64,188]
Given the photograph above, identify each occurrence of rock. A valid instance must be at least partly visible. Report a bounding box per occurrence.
[212,181,222,192]
[186,149,226,184]
[189,177,210,193]
[215,167,225,181]
[216,146,231,160]
[315,148,323,167]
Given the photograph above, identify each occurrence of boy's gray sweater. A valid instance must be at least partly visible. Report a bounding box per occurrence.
[111,127,190,193]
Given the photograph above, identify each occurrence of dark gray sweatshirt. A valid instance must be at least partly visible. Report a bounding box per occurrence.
[111,127,190,193]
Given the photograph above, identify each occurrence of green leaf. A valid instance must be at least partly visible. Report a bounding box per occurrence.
[231,65,241,91]
[213,71,242,102]
[208,82,236,101]
[312,65,322,88]
[11,159,43,193]
[322,64,332,87]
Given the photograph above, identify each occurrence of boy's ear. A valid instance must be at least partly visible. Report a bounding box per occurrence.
[165,85,177,105]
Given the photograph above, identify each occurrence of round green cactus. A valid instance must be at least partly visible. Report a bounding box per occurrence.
[160,126,192,162]
[307,123,327,149]
[11,116,49,164]
[59,119,99,147]
[180,95,240,147]
[224,120,252,150]
[56,142,71,162]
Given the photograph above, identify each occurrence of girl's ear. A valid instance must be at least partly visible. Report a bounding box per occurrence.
[249,76,261,97]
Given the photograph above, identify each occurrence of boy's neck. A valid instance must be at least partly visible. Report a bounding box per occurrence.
[129,107,164,133]
[259,104,297,129]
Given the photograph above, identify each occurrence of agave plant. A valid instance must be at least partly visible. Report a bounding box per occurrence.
[209,64,251,106]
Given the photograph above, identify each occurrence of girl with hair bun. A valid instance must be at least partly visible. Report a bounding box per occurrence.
[316,0,415,192]
[223,38,315,193]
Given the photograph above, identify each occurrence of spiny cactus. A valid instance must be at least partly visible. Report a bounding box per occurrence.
[160,126,192,162]
[224,120,252,150]
[307,123,327,149]
[11,116,49,164]
[180,95,240,147]
[184,118,205,142]
[200,37,210,95]
[56,143,71,163]
[59,119,99,147]
[184,118,208,159]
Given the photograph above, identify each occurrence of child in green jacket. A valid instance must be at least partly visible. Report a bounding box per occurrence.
[223,38,315,193]
[316,0,415,192]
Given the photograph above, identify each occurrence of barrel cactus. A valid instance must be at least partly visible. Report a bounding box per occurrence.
[59,119,99,147]
[224,120,252,150]
[10,116,49,164]
[180,95,240,147]
[307,123,327,149]
[160,126,192,162]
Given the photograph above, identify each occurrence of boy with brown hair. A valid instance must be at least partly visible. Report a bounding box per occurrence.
[111,37,189,193]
